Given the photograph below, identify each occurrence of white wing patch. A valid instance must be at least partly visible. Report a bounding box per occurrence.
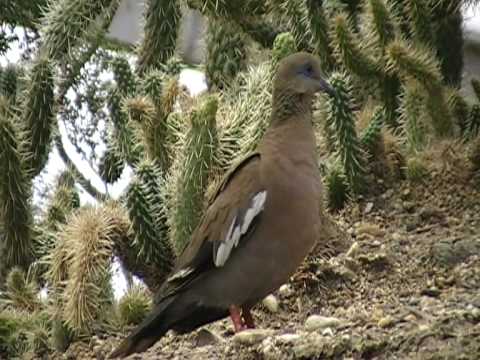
[214,190,267,267]
[167,267,194,282]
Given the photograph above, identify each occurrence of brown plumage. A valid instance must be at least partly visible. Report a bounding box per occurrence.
[109,52,334,358]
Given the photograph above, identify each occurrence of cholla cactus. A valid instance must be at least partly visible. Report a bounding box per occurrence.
[0,115,33,274]
[171,96,219,252]
[21,57,56,177]
[136,0,180,75]
[206,17,246,90]
[116,284,152,326]
[325,72,366,195]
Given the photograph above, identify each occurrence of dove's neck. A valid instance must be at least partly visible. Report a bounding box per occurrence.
[270,89,313,124]
[262,91,317,164]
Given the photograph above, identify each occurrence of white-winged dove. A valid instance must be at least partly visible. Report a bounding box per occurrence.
[109,52,334,358]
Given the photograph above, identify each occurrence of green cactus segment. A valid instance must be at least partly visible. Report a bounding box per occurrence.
[466,104,480,140]
[106,87,141,166]
[99,137,124,184]
[110,56,136,96]
[364,0,397,48]
[206,18,246,90]
[61,207,116,333]
[0,64,19,104]
[331,13,378,78]
[449,90,470,135]
[272,32,297,71]
[117,285,152,326]
[360,107,384,155]
[398,82,426,153]
[127,161,174,273]
[46,170,80,229]
[471,79,480,102]
[326,73,365,195]
[138,70,173,170]
[0,117,34,273]
[305,0,335,72]
[137,0,180,75]
[5,267,39,311]
[405,0,434,45]
[386,40,441,88]
[386,40,453,137]
[173,96,218,253]
[21,57,56,177]
[325,161,349,211]
[40,0,115,61]
[220,63,272,169]
[275,0,311,51]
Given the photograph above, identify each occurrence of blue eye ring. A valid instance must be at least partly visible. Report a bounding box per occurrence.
[300,63,314,78]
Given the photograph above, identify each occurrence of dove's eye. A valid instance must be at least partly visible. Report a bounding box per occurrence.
[300,63,314,78]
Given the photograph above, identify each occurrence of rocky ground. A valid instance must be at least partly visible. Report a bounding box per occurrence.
[51,151,480,360]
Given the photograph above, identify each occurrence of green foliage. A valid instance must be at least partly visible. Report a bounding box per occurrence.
[326,72,366,195]
[137,0,180,75]
[40,0,115,61]
[0,115,34,274]
[21,56,56,177]
[325,161,349,211]
[172,96,219,253]
[117,284,152,326]
[206,17,246,90]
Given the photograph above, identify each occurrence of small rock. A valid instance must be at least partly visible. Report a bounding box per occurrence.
[278,284,293,298]
[346,241,360,258]
[233,329,274,346]
[356,222,385,239]
[276,333,301,344]
[404,314,417,322]
[261,337,280,360]
[378,315,394,328]
[262,295,279,313]
[305,315,341,332]
[195,329,223,347]
[391,232,403,241]
[421,287,441,297]
[321,327,334,336]
[364,202,374,214]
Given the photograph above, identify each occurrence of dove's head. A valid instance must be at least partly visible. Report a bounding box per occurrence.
[274,52,334,98]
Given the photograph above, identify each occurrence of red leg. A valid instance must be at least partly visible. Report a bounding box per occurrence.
[229,305,246,332]
[241,307,255,329]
